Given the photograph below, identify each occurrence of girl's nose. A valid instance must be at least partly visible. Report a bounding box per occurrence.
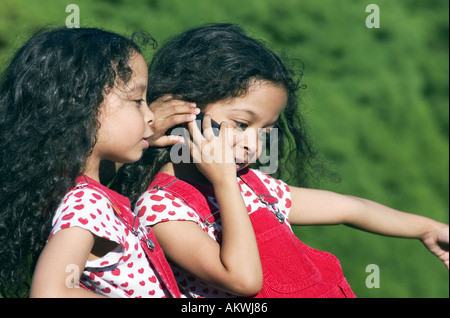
[145,103,155,126]
[242,129,260,156]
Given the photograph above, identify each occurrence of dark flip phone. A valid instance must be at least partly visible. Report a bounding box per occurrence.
[196,112,221,137]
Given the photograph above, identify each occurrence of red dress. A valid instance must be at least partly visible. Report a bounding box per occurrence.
[139,169,355,298]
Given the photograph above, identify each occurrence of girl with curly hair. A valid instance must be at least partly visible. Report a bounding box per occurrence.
[0,27,183,298]
[113,24,448,298]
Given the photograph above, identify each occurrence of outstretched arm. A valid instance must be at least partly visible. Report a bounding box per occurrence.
[288,186,449,269]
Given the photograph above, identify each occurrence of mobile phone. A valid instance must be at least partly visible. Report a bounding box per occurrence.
[196,112,220,137]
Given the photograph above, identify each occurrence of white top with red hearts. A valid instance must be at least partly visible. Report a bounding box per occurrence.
[50,184,171,298]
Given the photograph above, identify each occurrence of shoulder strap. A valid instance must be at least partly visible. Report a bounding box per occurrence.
[238,169,278,205]
[76,176,137,230]
[238,169,286,224]
[76,176,159,251]
[149,173,220,225]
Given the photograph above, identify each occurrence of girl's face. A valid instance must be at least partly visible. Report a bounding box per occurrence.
[94,53,154,164]
[204,80,287,171]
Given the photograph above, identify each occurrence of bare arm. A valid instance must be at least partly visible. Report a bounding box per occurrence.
[153,179,262,296]
[30,227,106,297]
[289,186,449,269]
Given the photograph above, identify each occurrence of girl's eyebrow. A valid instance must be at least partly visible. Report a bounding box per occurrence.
[132,82,147,92]
[123,81,147,93]
[231,107,256,118]
[232,108,277,128]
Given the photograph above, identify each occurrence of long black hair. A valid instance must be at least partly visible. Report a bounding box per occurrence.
[0,27,149,297]
[113,23,316,205]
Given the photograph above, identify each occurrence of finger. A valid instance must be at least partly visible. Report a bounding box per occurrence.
[149,135,185,147]
[156,113,198,131]
[218,121,235,164]
[219,120,229,142]
[186,133,202,164]
[153,103,199,120]
[169,101,198,115]
[202,112,215,140]
[159,94,184,102]
[151,107,199,133]
[187,118,203,147]
[150,95,196,113]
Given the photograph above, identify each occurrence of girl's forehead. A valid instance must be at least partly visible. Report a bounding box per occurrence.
[228,82,287,119]
[115,54,148,93]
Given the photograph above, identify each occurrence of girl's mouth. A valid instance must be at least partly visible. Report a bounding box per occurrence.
[142,139,149,149]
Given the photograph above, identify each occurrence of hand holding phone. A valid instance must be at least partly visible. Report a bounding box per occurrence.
[196,112,221,137]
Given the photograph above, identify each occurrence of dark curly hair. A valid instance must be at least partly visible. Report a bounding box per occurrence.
[0,27,150,297]
[113,23,316,205]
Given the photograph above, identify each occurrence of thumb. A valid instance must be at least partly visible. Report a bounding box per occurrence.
[149,135,185,147]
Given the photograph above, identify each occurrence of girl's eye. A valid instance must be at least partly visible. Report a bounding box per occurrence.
[135,99,146,106]
[234,121,248,130]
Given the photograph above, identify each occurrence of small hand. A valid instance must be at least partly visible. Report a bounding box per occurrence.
[422,224,449,270]
[187,112,236,185]
[148,94,200,147]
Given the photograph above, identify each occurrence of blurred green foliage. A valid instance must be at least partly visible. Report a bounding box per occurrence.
[1,0,448,298]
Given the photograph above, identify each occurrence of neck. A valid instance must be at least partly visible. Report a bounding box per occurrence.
[82,154,101,183]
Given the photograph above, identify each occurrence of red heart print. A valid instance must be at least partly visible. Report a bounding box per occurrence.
[150,195,164,201]
[78,217,88,225]
[151,204,166,212]
[111,268,121,276]
[62,212,75,221]
[74,191,84,198]
[285,198,291,208]
[101,287,111,293]
[137,206,147,217]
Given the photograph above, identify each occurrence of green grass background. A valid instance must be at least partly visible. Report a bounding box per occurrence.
[0,0,448,297]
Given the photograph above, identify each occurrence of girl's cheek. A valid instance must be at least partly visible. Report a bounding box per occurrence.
[232,130,262,158]
[254,142,264,162]
[247,139,263,163]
